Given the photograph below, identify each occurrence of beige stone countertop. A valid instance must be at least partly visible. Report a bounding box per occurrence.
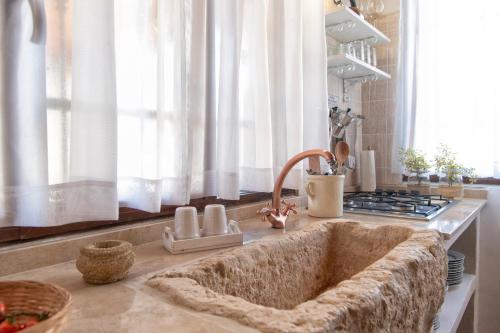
[0,198,486,332]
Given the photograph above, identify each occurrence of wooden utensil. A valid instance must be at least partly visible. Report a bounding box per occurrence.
[335,141,350,175]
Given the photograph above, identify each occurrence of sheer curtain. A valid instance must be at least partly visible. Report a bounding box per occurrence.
[0,0,328,227]
[116,0,329,211]
[395,0,500,177]
[1,0,50,226]
[391,0,419,173]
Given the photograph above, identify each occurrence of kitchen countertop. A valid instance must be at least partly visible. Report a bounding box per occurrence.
[0,198,486,333]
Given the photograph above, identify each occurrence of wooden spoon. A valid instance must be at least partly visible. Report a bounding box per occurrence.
[335,141,350,175]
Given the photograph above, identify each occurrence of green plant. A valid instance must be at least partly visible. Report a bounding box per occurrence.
[434,144,476,186]
[462,167,478,184]
[399,148,431,185]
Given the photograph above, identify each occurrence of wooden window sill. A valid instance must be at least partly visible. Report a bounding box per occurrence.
[0,190,297,244]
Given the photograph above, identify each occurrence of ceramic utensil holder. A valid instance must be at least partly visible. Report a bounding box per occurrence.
[305,174,345,218]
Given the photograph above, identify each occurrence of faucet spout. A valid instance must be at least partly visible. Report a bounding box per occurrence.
[259,149,335,229]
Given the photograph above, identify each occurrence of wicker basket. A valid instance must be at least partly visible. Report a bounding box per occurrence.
[438,184,464,199]
[76,240,135,284]
[0,281,71,333]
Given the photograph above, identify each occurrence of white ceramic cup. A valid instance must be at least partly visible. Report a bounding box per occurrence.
[202,204,228,236]
[174,206,200,240]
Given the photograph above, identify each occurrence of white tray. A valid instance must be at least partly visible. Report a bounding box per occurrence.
[162,220,243,254]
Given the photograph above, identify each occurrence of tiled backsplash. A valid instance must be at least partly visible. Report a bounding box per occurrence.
[324,4,362,188]
[325,3,398,188]
[327,73,362,188]
[361,12,400,186]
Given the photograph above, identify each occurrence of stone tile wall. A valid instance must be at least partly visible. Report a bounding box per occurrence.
[361,12,400,186]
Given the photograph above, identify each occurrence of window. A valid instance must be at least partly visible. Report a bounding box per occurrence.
[0,1,328,237]
[413,0,500,181]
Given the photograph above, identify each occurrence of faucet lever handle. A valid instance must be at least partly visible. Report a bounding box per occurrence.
[281,200,297,216]
[258,203,276,222]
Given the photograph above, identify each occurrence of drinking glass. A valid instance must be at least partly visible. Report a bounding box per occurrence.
[374,0,385,16]
[346,42,355,57]
[371,47,378,67]
[365,43,372,65]
[357,41,366,62]
[366,0,376,20]
[358,0,368,14]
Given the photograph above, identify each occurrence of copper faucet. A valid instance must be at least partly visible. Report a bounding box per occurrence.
[258,149,335,229]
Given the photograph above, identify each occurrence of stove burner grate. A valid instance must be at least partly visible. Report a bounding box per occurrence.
[343,189,451,219]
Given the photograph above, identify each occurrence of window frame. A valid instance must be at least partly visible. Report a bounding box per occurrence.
[403,174,500,186]
[463,177,500,186]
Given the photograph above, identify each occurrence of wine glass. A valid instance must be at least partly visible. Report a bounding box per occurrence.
[358,0,368,14]
[374,0,385,17]
[366,0,376,18]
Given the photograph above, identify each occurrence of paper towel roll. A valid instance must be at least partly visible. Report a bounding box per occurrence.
[360,150,376,192]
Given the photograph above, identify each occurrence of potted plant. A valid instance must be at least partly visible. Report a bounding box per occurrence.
[399,147,431,194]
[434,144,476,198]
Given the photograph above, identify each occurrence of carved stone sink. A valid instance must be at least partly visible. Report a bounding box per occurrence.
[148,221,446,333]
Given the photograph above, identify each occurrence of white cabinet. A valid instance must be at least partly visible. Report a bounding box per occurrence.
[439,213,480,332]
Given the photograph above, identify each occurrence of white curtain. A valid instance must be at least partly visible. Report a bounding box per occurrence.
[0,0,328,227]
[1,0,49,226]
[266,0,330,188]
[391,0,419,173]
[394,0,500,178]
[68,0,118,223]
[413,0,500,177]
[116,0,329,208]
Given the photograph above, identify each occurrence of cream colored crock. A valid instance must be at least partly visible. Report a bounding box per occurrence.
[305,175,345,218]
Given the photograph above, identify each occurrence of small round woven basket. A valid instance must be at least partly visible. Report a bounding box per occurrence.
[76,240,135,284]
[0,281,71,333]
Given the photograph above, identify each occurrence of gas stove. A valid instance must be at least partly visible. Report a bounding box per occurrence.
[343,189,453,220]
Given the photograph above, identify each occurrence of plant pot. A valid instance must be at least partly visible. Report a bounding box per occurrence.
[429,174,440,183]
[76,240,135,284]
[462,176,473,184]
[438,184,464,199]
[305,175,345,218]
[407,183,431,195]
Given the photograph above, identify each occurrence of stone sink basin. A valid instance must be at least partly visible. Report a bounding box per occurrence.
[148,221,447,333]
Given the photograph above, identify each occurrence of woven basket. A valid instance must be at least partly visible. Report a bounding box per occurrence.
[76,240,135,284]
[0,281,71,333]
